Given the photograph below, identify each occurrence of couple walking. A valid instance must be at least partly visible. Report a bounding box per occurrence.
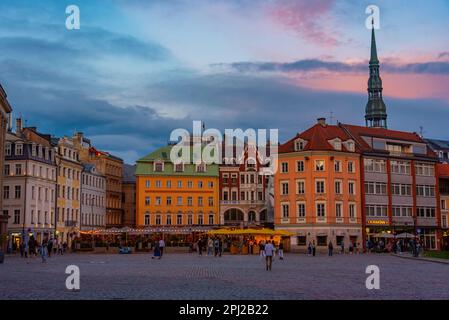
[152,238,166,259]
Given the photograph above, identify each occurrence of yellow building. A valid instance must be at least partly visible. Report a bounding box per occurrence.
[135,145,219,228]
[54,137,83,246]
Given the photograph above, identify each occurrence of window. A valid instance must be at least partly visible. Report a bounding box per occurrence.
[155,215,161,225]
[281,182,289,195]
[297,236,307,246]
[166,180,172,188]
[365,205,388,217]
[177,196,183,205]
[144,197,150,205]
[415,163,434,176]
[15,185,21,199]
[155,180,162,188]
[15,164,22,175]
[187,181,193,188]
[177,181,182,188]
[3,186,9,199]
[4,164,10,176]
[281,162,289,173]
[14,210,20,224]
[196,163,206,172]
[416,207,436,218]
[316,203,326,217]
[365,182,387,195]
[155,197,161,205]
[315,180,325,194]
[166,215,172,225]
[198,197,203,206]
[392,207,412,217]
[208,197,214,206]
[441,199,447,210]
[334,160,341,172]
[345,141,355,152]
[145,180,151,188]
[282,203,289,218]
[208,181,214,188]
[154,162,164,172]
[334,180,341,194]
[348,181,355,195]
[391,184,412,196]
[297,202,306,217]
[364,159,386,173]
[296,161,305,172]
[208,214,214,225]
[198,181,203,188]
[296,180,305,194]
[5,143,11,156]
[223,174,229,184]
[187,197,193,206]
[336,203,342,218]
[188,215,193,225]
[175,163,184,172]
[391,161,410,175]
[315,160,325,171]
[198,214,204,225]
[294,140,305,151]
[177,214,183,225]
[15,143,23,156]
[416,185,435,197]
[349,203,356,219]
[166,197,172,205]
[347,161,355,173]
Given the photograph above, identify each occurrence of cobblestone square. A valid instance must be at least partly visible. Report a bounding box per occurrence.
[1,252,448,300]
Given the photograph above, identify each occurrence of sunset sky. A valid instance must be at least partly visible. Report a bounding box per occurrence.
[0,0,448,163]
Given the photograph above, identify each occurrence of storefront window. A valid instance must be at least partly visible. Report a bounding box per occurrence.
[297,236,306,246]
[317,235,327,246]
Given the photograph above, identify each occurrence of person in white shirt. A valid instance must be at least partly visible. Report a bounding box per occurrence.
[159,239,165,258]
[264,241,275,271]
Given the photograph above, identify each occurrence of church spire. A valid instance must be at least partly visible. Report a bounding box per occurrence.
[365,20,387,128]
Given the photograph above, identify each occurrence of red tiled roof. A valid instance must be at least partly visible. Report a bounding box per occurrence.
[437,164,449,178]
[279,123,356,153]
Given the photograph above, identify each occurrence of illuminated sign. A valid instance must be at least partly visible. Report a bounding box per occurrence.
[367,220,389,225]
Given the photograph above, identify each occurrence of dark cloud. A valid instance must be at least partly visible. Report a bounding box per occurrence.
[214,59,449,75]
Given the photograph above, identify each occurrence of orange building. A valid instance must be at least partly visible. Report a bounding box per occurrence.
[274,118,363,251]
[135,145,219,229]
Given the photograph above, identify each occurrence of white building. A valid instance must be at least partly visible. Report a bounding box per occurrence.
[81,164,106,230]
[4,120,57,246]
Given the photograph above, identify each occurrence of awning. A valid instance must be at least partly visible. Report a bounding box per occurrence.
[207,228,294,237]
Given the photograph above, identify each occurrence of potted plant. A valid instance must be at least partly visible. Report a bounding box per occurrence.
[0,233,7,263]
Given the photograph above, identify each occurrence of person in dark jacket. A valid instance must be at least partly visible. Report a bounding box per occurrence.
[328,241,333,256]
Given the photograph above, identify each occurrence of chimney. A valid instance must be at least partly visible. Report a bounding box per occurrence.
[7,113,12,131]
[16,117,22,133]
[317,117,326,126]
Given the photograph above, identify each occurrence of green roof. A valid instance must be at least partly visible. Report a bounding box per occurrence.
[136,145,219,177]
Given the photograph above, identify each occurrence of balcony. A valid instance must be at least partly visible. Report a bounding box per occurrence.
[220,200,265,205]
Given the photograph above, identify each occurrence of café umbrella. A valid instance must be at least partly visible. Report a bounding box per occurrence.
[395,233,417,239]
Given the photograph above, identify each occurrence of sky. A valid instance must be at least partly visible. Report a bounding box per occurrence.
[0,0,448,163]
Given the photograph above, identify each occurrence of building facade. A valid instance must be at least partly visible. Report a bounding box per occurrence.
[81,164,106,230]
[4,121,57,246]
[219,145,269,226]
[437,164,449,250]
[122,164,136,227]
[0,85,12,251]
[342,124,440,250]
[135,145,219,228]
[73,132,124,228]
[274,119,363,251]
[425,139,449,164]
[53,136,83,245]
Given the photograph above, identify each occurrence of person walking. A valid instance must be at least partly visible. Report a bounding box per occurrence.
[264,241,275,271]
[40,239,48,263]
[152,240,161,259]
[328,241,333,256]
[278,241,284,260]
[28,236,36,258]
[307,242,312,256]
[341,241,345,255]
[214,238,220,257]
[197,238,203,256]
[259,241,265,259]
[312,241,316,257]
[218,238,223,257]
[19,241,24,258]
[47,238,53,258]
[207,238,214,256]
[159,238,165,258]
[349,241,354,254]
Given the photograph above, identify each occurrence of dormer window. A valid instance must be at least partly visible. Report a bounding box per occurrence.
[196,162,206,173]
[294,139,306,151]
[15,143,23,156]
[154,161,164,172]
[174,163,184,172]
[246,158,256,169]
[5,143,11,156]
[345,140,355,152]
[31,143,37,157]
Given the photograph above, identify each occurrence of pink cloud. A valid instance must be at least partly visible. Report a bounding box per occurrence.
[267,0,338,47]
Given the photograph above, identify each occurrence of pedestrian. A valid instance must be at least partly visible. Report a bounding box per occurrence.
[53,238,57,255]
[328,241,333,256]
[47,238,53,258]
[152,240,161,259]
[40,239,48,263]
[264,241,275,271]
[349,241,354,254]
[278,241,284,260]
[207,238,214,256]
[28,236,36,258]
[312,241,316,257]
[214,238,220,257]
[218,238,223,257]
[197,238,203,256]
[307,241,312,256]
[19,241,24,258]
[249,239,254,255]
[259,241,265,259]
[341,241,345,254]
[63,242,68,254]
[159,238,165,258]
